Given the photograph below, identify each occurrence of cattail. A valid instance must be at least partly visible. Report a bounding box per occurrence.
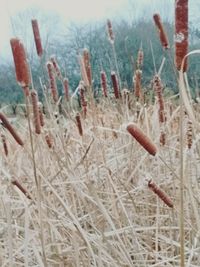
[12,179,31,200]
[63,78,70,100]
[186,119,192,149]
[111,71,120,99]
[78,55,90,87]
[83,49,92,86]
[10,38,30,95]
[153,14,170,49]
[137,48,144,69]
[107,19,114,43]
[45,134,53,148]
[79,82,87,117]
[31,19,43,57]
[50,55,62,80]
[75,113,83,136]
[1,134,8,156]
[134,70,142,99]
[153,75,166,123]
[0,112,24,146]
[175,0,188,72]
[160,131,166,146]
[38,106,45,127]
[31,90,41,134]
[127,123,157,156]
[100,71,108,97]
[148,179,173,208]
[46,61,58,102]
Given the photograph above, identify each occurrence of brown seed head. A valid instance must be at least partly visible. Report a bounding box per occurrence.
[127,123,157,156]
[31,19,43,57]
[148,179,173,208]
[153,14,170,49]
[10,38,30,92]
[111,71,120,99]
[107,19,114,43]
[0,112,24,146]
[175,0,188,72]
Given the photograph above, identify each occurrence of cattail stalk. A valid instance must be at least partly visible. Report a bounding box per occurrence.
[127,123,157,156]
[153,14,170,49]
[111,71,120,99]
[31,19,43,57]
[1,134,8,156]
[75,113,83,136]
[0,112,23,146]
[10,38,30,96]
[46,61,58,102]
[101,71,108,97]
[148,179,173,208]
[175,0,188,72]
[12,180,31,200]
[31,90,41,134]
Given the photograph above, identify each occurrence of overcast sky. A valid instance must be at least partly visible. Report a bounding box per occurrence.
[0,0,198,58]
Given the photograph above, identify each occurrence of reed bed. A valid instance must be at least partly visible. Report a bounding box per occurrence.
[1,2,200,265]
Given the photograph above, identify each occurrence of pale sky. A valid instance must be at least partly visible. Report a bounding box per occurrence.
[0,0,198,59]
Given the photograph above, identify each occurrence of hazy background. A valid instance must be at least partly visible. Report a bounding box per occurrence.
[0,0,199,103]
[0,0,198,55]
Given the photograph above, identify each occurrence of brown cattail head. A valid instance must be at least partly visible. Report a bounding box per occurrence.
[38,106,45,127]
[148,179,173,208]
[127,123,157,156]
[12,179,31,200]
[45,134,53,148]
[31,19,43,57]
[1,134,8,156]
[63,78,70,100]
[107,19,114,43]
[111,71,120,99]
[0,112,24,146]
[153,14,170,49]
[101,71,108,97]
[186,119,192,149]
[134,70,142,99]
[31,90,41,134]
[160,131,166,146]
[46,61,58,102]
[153,75,166,123]
[75,113,83,136]
[50,55,62,80]
[79,82,87,117]
[175,0,188,72]
[137,48,144,69]
[10,38,30,94]
[83,48,92,86]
